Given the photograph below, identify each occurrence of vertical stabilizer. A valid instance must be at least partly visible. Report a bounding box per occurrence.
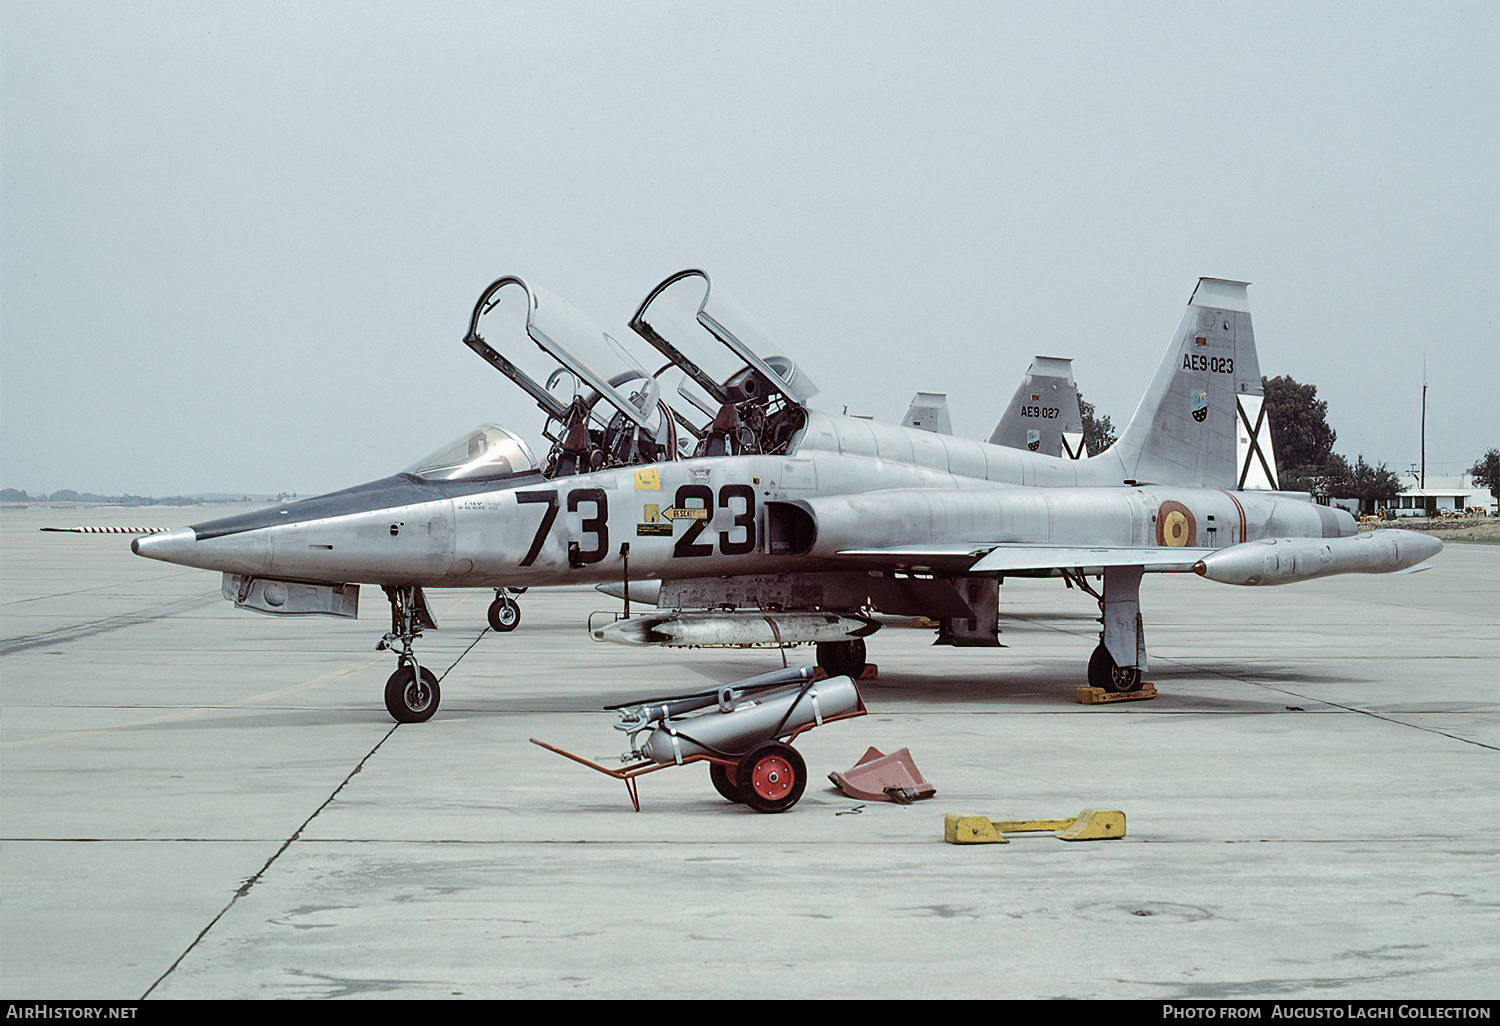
[989,356,1086,458]
[1107,279,1265,488]
[902,392,952,434]
[1235,392,1280,490]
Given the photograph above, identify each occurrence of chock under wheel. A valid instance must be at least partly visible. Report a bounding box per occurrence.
[1075,683,1157,704]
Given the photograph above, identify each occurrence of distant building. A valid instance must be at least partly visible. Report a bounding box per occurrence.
[1384,472,1494,517]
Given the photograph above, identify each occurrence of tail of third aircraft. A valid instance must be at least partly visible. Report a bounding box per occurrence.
[1104,278,1279,490]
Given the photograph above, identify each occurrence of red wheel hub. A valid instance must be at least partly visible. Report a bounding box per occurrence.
[750,754,795,800]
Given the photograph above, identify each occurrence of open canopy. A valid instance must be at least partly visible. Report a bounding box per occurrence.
[464,276,661,432]
[628,269,817,433]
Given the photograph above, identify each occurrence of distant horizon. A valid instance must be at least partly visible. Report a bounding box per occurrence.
[0,488,294,505]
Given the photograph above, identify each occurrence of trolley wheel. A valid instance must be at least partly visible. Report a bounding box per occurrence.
[709,761,743,803]
[735,741,807,814]
[1088,644,1144,693]
[384,665,440,723]
[487,596,521,632]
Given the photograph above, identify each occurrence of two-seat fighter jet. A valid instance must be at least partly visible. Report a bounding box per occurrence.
[134,271,1441,722]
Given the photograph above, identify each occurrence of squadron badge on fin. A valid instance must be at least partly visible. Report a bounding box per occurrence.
[1191,390,1209,423]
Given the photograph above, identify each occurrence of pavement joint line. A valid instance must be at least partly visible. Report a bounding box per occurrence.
[0,567,205,607]
[1149,656,1500,752]
[1002,617,1498,750]
[0,592,222,655]
[141,721,402,1000]
[435,624,493,682]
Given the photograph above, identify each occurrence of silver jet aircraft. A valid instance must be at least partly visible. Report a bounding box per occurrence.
[134,271,1441,722]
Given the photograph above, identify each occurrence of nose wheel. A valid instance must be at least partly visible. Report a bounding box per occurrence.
[385,663,440,722]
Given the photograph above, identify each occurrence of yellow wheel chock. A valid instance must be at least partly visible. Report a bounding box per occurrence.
[943,809,1126,844]
[1075,684,1157,704]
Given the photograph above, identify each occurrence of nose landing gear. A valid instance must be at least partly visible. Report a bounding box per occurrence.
[378,585,442,722]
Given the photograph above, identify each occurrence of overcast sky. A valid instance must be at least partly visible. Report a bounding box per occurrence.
[3,1,1495,497]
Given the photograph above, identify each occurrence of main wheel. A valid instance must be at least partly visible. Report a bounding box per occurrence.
[735,741,807,813]
[815,638,866,678]
[709,761,743,803]
[1088,644,1144,693]
[385,664,440,722]
[487,596,521,632]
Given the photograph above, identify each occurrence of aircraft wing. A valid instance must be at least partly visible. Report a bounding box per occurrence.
[827,544,1000,573]
[833,543,1214,574]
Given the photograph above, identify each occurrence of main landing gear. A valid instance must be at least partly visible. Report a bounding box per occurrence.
[379,585,441,722]
[1089,565,1147,693]
[486,588,525,633]
[815,638,867,679]
[1088,643,1144,693]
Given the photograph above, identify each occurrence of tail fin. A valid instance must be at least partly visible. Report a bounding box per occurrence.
[901,392,952,434]
[988,356,1087,459]
[1108,278,1275,489]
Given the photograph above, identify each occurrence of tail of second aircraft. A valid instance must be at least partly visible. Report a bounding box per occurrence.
[988,356,1087,459]
[1103,278,1279,490]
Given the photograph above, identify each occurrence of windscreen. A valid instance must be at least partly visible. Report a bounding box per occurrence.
[403,425,539,481]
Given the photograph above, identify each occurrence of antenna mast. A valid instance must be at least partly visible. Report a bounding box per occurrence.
[1420,355,1427,490]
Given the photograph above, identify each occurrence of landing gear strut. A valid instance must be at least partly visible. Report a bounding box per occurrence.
[1091,565,1146,693]
[378,585,441,722]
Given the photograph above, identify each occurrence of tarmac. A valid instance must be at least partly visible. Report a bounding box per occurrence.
[1,503,1496,1000]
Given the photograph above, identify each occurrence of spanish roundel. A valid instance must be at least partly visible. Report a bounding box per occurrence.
[1156,500,1197,547]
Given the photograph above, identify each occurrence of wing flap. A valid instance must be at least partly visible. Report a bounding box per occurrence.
[969,545,1213,573]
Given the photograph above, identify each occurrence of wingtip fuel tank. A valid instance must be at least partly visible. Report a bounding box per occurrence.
[1191,530,1442,586]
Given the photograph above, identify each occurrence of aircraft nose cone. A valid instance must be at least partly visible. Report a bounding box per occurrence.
[131,527,198,564]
